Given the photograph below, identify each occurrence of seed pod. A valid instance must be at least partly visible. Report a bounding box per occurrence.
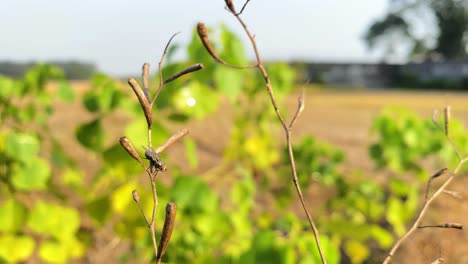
[119,136,142,163]
[225,0,237,13]
[155,128,189,154]
[128,78,153,128]
[444,105,450,136]
[430,168,448,180]
[164,64,204,84]
[132,190,140,203]
[142,63,151,102]
[197,22,225,64]
[156,202,177,263]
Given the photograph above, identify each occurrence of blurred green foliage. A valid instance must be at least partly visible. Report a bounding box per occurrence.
[1,25,467,264]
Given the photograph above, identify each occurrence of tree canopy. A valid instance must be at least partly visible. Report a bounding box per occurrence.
[365,0,468,60]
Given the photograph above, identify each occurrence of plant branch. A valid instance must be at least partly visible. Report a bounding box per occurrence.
[383,156,468,263]
[152,32,180,106]
[197,2,327,262]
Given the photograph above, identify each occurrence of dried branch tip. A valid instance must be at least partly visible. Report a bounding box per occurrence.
[156,202,177,263]
[430,168,448,180]
[444,105,450,136]
[142,63,151,102]
[418,223,463,230]
[225,0,237,13]
[119,136,142,163]
[155,128,189,154]
[128,78,153,127]
[197,22,225,64]
[132,190,140,203]
[164,64,204,84]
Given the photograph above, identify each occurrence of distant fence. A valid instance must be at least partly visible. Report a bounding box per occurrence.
[297,59,468,89]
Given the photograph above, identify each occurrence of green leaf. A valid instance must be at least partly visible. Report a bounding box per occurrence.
[27,201,80,241]
[86,196,111,226]
[0,199,27,232]
[214,66,243,101]
[0,76,17,98]
[344,240,369,264]
[0,235,35,263]
[38,238,85,263]
[12,157,51,190]
[57,81,75,102]
[75,118,104,151]
[124,118,170,151]
[101,142,143,181]
[171,81,219,119]
[5,132,40,163]
[171,175,219,214]
[111,182,139,214]
[370,225,394,248]
[61,168,84,189]
[39,240,68,264]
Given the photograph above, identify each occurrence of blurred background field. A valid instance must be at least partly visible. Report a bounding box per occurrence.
[1,1,468,263]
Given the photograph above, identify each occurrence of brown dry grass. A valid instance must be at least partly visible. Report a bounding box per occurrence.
[48,81,468,263]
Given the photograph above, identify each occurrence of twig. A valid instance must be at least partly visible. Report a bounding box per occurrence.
[152,32,180,106]
[418,223,463,230]
[198,2,327,263]
[382,156,468,263]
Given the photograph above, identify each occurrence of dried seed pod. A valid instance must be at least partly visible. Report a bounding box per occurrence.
[119,136,142,163]
[197,22,225,64]
[430,168,448,180]
[142,63,151,102]
[164,64,204,84]
[154,128,189,154]
[156,202,177,263]
[144,146,167,172]
[225,0,237,13]
[128,78,153,128]
[444,105,450,136]
[132,190,140,203]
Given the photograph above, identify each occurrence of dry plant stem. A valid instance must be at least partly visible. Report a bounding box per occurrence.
[383,156,468,264]
[152,33,180,106]
[418,223,463,230]
[231,11,327,264]
[148,171,159,259]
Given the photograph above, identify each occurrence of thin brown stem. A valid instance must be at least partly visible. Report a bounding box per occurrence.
[234,12,327,264]
[152,33,180,106]
[383,157,468,263]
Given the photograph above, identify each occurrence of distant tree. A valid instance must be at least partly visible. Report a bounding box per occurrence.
[365,0,468,60]
[0,61,96,80]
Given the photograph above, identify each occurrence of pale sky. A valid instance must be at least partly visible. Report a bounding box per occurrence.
[1,0,388,76]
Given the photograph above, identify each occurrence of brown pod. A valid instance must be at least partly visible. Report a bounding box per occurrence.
[225,0,237,13]
[444,105,450,136]
[197,23,225,64]
[156,202,177,262]
[131,190,140,203]
[164,64,204,84]
[142,63,151,102]
[154,128,189,154]
[128,78,153,127]
[430,168,448,180]
[119,136,142,163]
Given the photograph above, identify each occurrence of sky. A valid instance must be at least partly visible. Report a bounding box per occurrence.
[0,0,389,76]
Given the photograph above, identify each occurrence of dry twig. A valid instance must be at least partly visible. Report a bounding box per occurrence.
[197,1,327,263]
